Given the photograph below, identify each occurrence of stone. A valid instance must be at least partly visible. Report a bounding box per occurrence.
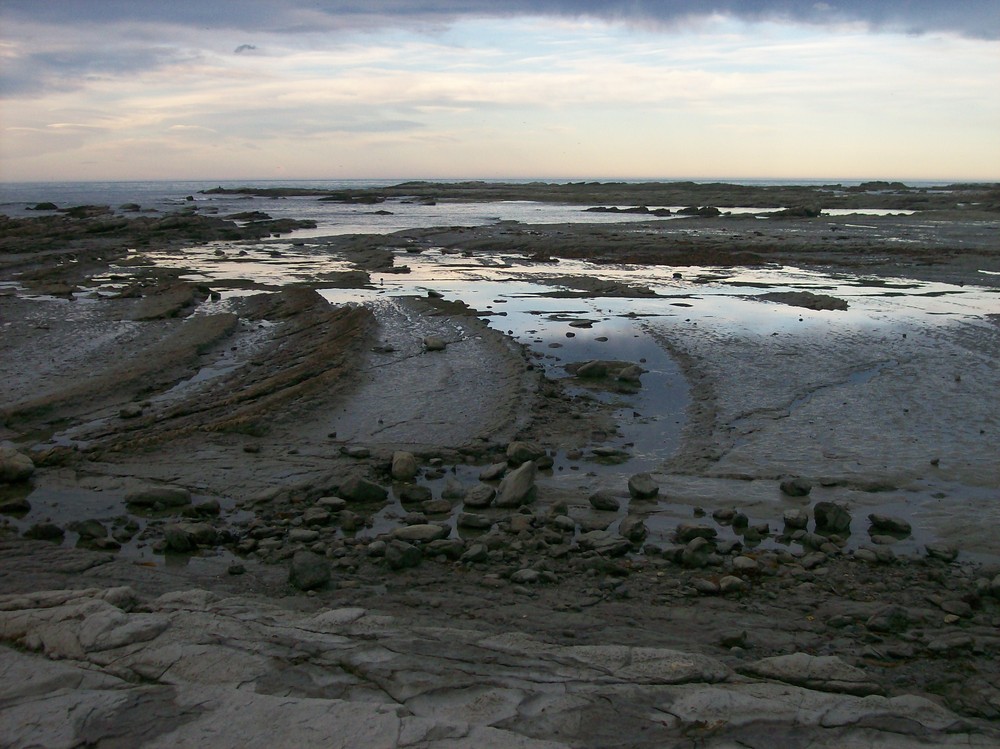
[316,496,348,511]
[627,473,659,499]
[732,556,758,572]
[398,484,432,503]
[339,474,388,502]
[23,523,64,542]
[288,528,320,543]
[423,336,446,351]
[385,540,422,569]
[814,502,851,534]
[425,538,465,559]
[68,519,107,540]
[576,530,631,557]
[588,491,620,511]
[782,508,809,529]
[495,460,537,507]
[0,495,30,514]
[866,605,912,633]
[479,462,507,481]
[463,484,496,508]
[124,484,191,507]
[441,477,467,500]
[421,499,452,514]
[616,365,645,383]
[681,537,712,568]
[303,507,332,526]
[719,576,749,594]
[575,360,608,378]
[939,599,973,618]
[738,653,883,696]
[925,542,958,562]
[288,550,330,590]
[619,516,647,544]
[163,522,217,552]
[511,569,541,584]
[675,523,717,543]
[712,508,737,524]
[868,513,912,536]
[693,578,720,595]
[392,523,449,543]
[506,441,546,466]
[391,451,419,481]
[779,477,812,496]
[0,445,35,483]
[460,543,489,563]
[457,512,492,530]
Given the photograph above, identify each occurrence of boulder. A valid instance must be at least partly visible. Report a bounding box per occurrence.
[385,540,422,569]
[619,516,648,544]
[422,336,447,351]
[24,523,65,542]
[441,477,467,500]
[68,519,107,540]
[868,514,912,536]
[163,522,217,552]
[463,484,496,508]
[495,461,537,507]
[288,550,330,590]
[478,462,507,481]
[391,451,419,481]
[782,508,810,529]
[628,473,659,499]
[0,445,35,483]
[814,502,851,534]
[303,507,332,526]
[392,524,450,543]
[576,530,630,557]
[457,512,492,530]
[124,484,191,508]
[779,477,812,497]
[675,523,717,543]
[506,441,546,466]
[588,491,620,511]
[339,475,388,503]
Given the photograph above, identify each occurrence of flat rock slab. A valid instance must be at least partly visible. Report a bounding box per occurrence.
[0,588,995,748]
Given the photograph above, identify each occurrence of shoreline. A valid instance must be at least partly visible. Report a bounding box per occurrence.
[2,189,999,745]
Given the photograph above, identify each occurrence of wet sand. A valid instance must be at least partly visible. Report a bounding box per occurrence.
[1,188,999,745]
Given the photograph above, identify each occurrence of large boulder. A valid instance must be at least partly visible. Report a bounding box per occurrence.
[506,441,546,466]
[391,451,419,481]
[495,461,537,507]
[814,502,852,535]
[628,473,659,500]
[0,445,34,483]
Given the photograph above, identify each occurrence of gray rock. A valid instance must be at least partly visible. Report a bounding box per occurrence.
[588,491,620,511]
[693,578,720,595]
[675,523,717,543]
[421,499,452,514]
[478,462,507,481]
[506,441,546,466]
[868,513,912,536]
[340,474,388,502]
[302,507,332,526]
[68,519,107,540]
[124,484,191,507]
[423,336,446,351]
[340,445,371,459]
[392,523,449,543]
[732,555,758,572]
[0,495,30,514]
[576,530,631,557]
[866,605,912,633]
[385,540,422,569]
[628,473,659,499]
[719,576,749,594]
[681,537,712,568]
[288,528,320,543]
[391,451,419,481]
[460,543,489,563]
[783,508,809,530]
[511,569,541,584]
[616,365,645,383]
[926,542,958,562]
[424,538,465,559]
[575,360,608,378]
[288,550,330,590]
[463,484,496,508]
[163,522,217,552]
[495,460,537,507]
[0,445,35,483]
[780,477,812,497]
[619,516,647,543]
[398,484,432,503]
[814,502,851,534]
[441,477,467,500]
[457,512,492,530]
[739,653,883,696]
[317,496,348,511]
[23,523,64,542]
[939,599,973,618]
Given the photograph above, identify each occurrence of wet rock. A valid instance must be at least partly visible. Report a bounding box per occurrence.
[926,542,959,562]
[425,538,465,559]
[588,491,620,511]
[460,543,489,563]
[676,524,717,543]
[866,605,912,633]
[124,483,191,508]
[163,522,217,552]
[495,461,537,507]
[628,473,659,499]
[68,519,107,540]
[575,360,609,378]
[463,484,496,508]
[288,550,330,590]
[511,569,541,584]
[0,495,30,514]
[616,365,645,383]
[457,512,492,530]
[303,507,332,526]
[783,508,809,529]
[422,336,447,351]
[0,444,35,484]
[779,477,812,497]
[339,475,388,502]
[398,484,432,503]
[712,508,737,524]
[506,441,546,466]
[23,523,65,542]
[317,496,347,511]
[421,499,452,514]
[385,540,422,569]
[681,537,712,568]
[288,528,320,543]
[739,653,883,696]
[577,530,631,557]
[441,478,467,500]
[814,502,851,534]
[619,516,647,544]
[719,576,749,594]
[868,514,912,536]
[391,451,419,481]
[478,462,506,481]
[732,556,758,573]
[393,524,449,543]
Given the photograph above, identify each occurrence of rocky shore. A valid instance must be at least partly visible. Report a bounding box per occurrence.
[1,184,999,747]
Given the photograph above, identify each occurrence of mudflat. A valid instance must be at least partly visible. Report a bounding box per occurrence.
[1,183,999,747]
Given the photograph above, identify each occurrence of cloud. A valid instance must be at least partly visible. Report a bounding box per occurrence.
[1,1,997,39]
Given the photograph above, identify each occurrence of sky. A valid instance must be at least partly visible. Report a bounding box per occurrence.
[0,1,998,182]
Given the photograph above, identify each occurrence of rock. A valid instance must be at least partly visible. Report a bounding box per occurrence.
[478,462,506,481]
[423,336,447,351]
[385,540,422,569]
[288,550,330,590]
[391,451,419,481]
[421,499,452,514]
[738,653,883,696]
[424,538,465,559]
[719,576,749,594]
[288,528,320,543]
[189,498,221,516]
[681,537,712,568]
[119,403,143,419]
[712,508,737,524]
[576,530,631,557]
[340,445,371,459]
[588,491,620,511]
[0,446,35,483]
[511,569,541,584]
[163,522,217,552]
[814,502,851,534]
[506,441,546,466]
[693,578,720,595]
[339,475,388,502]
[675,523,717,543]
[392,524,449,543]
[782,508,809,529]
[866,605,912,633]
[461,543,489,563]
[441,478,467,500]
[316,496,347,511]
[495,460,537,507]
[23,523,64,542]
[0,495,31,514]
[124,484,191,508]
[457,512,492,530]
[627,473,659,499]
[398,484,432,503]
[939,599,973,618]
[616,365,645,383]
[926,542,959,562]
[868,513,912,536]
[68,519,107,540]
[575,360,608,378]
[619,516,648,544]
[732,556,758,572]
[302,507,332,526]
[463,484,496,508]
[779,477,812,496]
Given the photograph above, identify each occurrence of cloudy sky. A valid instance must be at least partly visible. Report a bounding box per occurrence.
[1,1,998,182]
